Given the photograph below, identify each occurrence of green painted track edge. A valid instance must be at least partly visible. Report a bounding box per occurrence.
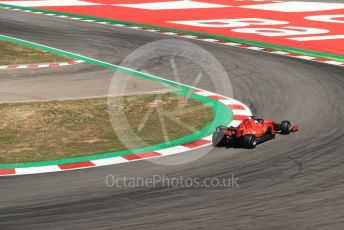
[0,35,233,169]
[0,3,343,62]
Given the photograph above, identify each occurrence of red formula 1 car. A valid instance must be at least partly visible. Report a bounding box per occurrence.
[212,116,299,149]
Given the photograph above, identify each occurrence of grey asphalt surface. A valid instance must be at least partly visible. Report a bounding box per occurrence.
[0,64,172,102]
[1,7,344,230]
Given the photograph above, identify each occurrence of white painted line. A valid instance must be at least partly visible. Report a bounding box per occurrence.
[127,26,141,29]
[232,109,252,116]
[200,38,219,42]
[163,32,178,35]
[0,60,84,70]
[246,46,265,51]
[296,56,316,60]
[324,60,344,66]
[219,99,235,105]
[37,64,49,68]
[113,24,127,27]
[241,1,344,12]
[56,15,69,18]
[156,146,191,156]
[69,17,82,20]
[91,157,128,166]
[16,165,60,175]
[270,51,290,55]
[144,29,159,32]
[290,34,344,41]
[114,1,231,10]
[221,42,241,46]
[193,91,215,97]
[181,35,198,39]
[16,65,28,69]
[57,63,70,66]
[83,19,97,22]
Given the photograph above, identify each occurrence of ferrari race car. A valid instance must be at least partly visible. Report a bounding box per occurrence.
[212,116,299,149]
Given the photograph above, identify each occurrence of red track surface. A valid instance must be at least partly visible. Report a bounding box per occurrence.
[2,0,344,55]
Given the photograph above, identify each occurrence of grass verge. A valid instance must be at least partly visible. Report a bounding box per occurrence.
[0,40,72,65]
[0,93,214,164]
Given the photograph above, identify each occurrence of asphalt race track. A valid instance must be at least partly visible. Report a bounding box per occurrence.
[0,65,173,102]
[0,7,344,230]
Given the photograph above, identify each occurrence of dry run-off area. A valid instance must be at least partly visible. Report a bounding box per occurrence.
[0,93,214,164]
[0,40,72,65]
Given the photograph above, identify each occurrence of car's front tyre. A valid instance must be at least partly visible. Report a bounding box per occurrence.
[280,120,291,135]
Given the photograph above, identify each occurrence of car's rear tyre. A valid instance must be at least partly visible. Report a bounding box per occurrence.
[280,120,291,135]
[212,131,226,147]
[241,134,257,149]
